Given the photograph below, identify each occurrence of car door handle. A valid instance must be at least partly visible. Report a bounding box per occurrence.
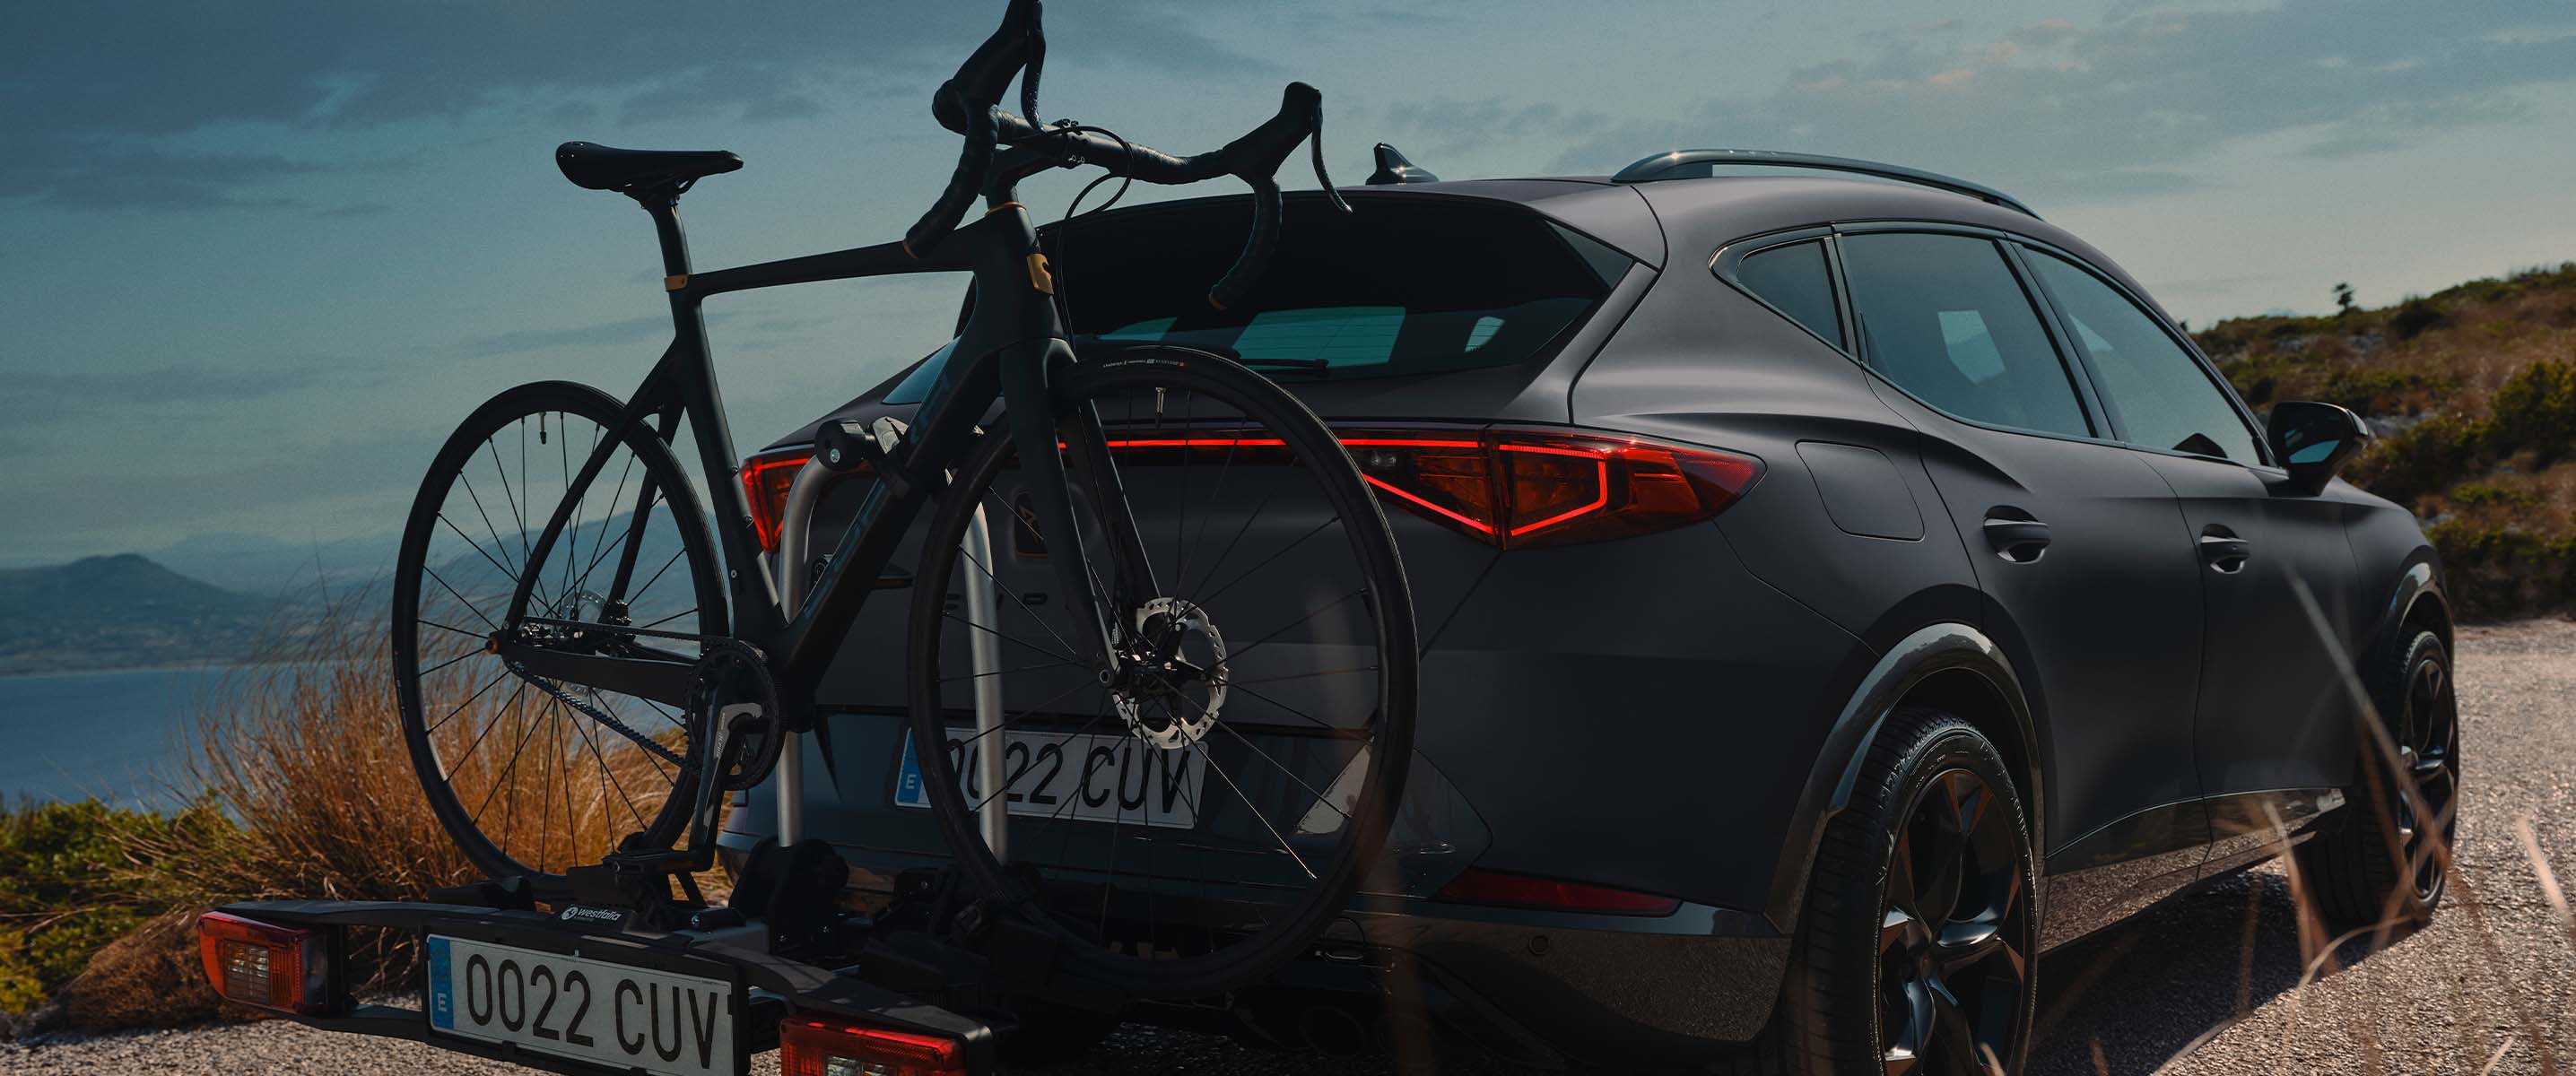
[1982,513,2051,564]
[2199,525,2251,574]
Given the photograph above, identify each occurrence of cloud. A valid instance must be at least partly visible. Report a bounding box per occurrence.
[464,315,679,358]
[1381,0,2576,209]
[2,1,1268,211]
[5,363,351,423]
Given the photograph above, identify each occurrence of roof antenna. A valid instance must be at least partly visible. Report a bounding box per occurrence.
[1366,143,1440,185]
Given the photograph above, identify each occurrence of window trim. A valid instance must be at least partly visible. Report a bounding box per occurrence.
[2008,242,2276,467]
[1710,226,1850,356]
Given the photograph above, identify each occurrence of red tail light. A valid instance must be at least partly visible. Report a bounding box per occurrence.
[196,911,331,1014]
[741,449,814,553]
[1343,427,1761,548]
[1433,868,1681,916]
[781,1018,967,1076]
[752,423,1754,553]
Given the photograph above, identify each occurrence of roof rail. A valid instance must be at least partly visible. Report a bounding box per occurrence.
[1612,149,2038,218]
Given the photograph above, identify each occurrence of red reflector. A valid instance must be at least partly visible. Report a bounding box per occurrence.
[781,1019,967,1076]
[196,912,330,1014]
[1433,868,1681,916]
[741,449,814,553]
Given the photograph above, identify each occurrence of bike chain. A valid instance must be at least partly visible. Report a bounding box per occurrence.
[506,660,688,768]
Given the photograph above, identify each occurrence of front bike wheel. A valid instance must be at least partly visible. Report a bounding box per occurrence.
[906,347,1418,999]
[392,381,727,885]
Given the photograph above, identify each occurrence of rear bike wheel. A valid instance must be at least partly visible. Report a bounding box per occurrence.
[391,381,728,884]
[906,347,1418,999]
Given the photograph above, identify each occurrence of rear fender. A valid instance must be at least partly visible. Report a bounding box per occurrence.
[1764,622,2040,932]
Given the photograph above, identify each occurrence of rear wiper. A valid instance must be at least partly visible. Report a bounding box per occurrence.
[1238,357,1332,377]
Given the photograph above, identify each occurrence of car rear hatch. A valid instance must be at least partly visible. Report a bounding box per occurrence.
[744,186,1664,915]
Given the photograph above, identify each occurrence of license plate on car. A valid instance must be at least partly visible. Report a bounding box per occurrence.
[895,726,1205,829]
[426,935,737,1076]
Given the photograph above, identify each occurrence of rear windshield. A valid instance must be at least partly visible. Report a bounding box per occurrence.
[1045,195,1625,379]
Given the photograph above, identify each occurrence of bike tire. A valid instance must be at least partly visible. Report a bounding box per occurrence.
[392,380,727,885]
[905,347,1418,1000]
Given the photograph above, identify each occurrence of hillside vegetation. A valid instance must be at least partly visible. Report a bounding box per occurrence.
[2195,262,2576,620]
[0,555,268,674]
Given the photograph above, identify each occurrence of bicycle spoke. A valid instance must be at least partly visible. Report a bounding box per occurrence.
[418,617,489,641]
[634,604,702,632]
[1197,516,1340,608]
[942,610,1077,664]
[436,513,519,586]
[937,658,1084,683]
[455,473,522,582]
[1217,587,1368,668]
[422,566,501,632]
[428,669,511,738]
[1209,714,1349,820]
[1216,664,1378,688]
[490,434,530,565]
[1190,739,1313,880]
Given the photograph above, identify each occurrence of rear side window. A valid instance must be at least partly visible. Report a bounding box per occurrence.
[1837,232,2092,438]
[1049,197,1621,379]
[1734,240,1843,349]
[2023,251,2261,463]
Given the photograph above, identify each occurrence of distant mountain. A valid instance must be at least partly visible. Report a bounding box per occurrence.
[150,530,396,599]
[0,554,274,675]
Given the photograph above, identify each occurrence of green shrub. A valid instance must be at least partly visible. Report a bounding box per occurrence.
[2346,412,2491,509]
[2425,520,2576,620]
[2388,298,2448,341]
[2487,358,2576,464]
[0,798,222,1014]
[2449,482,2543,509]
[2318,366,2446,415]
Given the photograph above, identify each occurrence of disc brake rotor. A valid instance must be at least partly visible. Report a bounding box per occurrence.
[1115,597,1228,750]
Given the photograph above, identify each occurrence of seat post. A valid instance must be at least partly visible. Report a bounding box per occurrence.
[628,183,695,284]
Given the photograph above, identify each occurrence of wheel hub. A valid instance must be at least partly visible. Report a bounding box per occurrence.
[1113,597,1227,750]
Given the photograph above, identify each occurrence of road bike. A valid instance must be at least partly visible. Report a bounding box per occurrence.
[389,0,1416,999]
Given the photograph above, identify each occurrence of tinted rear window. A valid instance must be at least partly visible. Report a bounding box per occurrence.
[1047,196,1623,378]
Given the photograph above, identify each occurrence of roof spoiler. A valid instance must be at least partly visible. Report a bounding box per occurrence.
[1612,149,2037,218]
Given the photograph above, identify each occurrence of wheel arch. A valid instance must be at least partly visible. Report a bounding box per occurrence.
[1764,621,2043,933]
[2383,558,2453,656]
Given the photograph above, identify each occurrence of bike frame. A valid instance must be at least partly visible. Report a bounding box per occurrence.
[498,175,1154,722]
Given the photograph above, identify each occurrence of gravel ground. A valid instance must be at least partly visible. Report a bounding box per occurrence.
[9,620,2571,1075]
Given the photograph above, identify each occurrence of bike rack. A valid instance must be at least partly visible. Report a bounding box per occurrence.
[771,443,1014,855]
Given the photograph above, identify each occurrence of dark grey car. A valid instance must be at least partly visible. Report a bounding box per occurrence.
[720,150,2458,1073]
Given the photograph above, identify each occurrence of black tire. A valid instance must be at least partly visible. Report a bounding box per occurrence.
[1765,707,2037,1076]
[905,347,1417,1000]
[392,381,727,885]
[2296,629,2459,936]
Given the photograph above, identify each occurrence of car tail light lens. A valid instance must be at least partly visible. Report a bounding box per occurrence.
[781,1018,967,1076]
[1345,427,1761,548]
[1433,868,1681,916]
[742,448,815,553]
[196,911,331,1014]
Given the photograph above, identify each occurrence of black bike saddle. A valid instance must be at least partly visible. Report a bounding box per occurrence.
[555,141,744,193]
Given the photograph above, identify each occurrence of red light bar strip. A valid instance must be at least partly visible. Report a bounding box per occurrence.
[1363,475,1496,534]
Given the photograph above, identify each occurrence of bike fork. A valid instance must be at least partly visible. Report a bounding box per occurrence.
[996,339,1152,678]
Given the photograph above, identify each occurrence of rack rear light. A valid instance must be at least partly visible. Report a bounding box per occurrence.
[196,911,332,1015]
[741,423,1759,554]
[780,1018,968,1076]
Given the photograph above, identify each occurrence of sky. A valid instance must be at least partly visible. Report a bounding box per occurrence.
[5,0,2575,567]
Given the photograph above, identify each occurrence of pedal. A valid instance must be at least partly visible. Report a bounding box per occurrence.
[872,567,914,590]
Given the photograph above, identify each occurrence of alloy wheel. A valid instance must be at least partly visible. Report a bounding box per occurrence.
[2394,652,2460,903]
[1878,768,2030,1076]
